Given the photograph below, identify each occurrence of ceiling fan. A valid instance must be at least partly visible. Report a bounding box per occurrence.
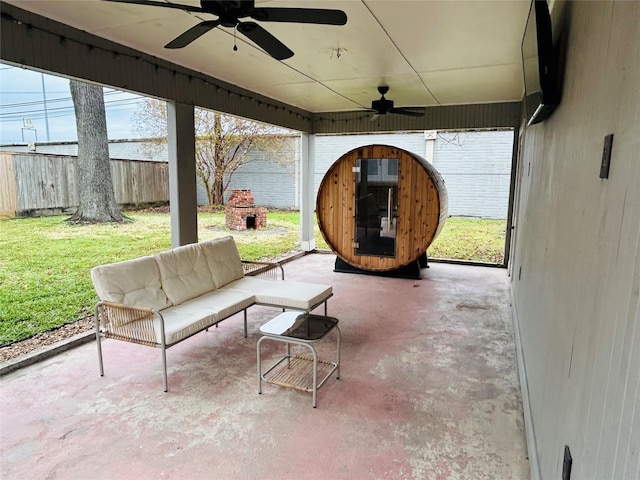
[102,0,347,60]
[368,86,425,118]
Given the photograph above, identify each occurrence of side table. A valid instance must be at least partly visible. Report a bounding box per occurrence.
[257,311,341,408]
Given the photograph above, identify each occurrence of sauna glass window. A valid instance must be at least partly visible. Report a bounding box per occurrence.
[367,160,379,176]
[355,158,398,257]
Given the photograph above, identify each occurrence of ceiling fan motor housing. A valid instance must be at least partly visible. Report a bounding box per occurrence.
[201,0,252,26]
[372,97,393,114]
[368,85,425,117]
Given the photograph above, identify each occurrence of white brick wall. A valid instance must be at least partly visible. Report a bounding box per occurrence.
[433,130,513,219]
[224,142,298,209]
[315,130,513,219]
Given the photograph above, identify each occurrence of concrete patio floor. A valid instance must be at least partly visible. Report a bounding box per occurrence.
[0,253,529,480]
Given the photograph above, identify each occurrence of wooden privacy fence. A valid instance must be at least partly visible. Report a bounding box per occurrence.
[0,152,169,218]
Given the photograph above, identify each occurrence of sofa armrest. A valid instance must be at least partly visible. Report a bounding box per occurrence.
[95,300,164,347]
[242,260,285,280]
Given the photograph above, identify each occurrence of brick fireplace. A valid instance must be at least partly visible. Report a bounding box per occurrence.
[225,189,267,231]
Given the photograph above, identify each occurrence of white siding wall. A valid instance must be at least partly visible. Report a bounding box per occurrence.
[511,2,640,479]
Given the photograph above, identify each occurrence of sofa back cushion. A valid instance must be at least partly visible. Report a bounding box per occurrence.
[200,236,245,288]
[154,242,217,305]
[91,256,172,310]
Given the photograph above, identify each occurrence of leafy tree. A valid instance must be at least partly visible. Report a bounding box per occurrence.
[134,98,296,205]
[68,79,123,222]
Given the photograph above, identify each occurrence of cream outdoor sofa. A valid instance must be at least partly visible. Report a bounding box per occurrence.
[91,236,332,391]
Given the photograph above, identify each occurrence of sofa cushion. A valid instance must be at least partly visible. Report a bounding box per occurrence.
[199,236,245,288]
[223,276,277,295]
[154,242,217,305]
[227,277,332,311]
[155,289,254,345]
[91,256,171,311]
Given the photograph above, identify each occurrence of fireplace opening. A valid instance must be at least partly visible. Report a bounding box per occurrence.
[224,189,267,231]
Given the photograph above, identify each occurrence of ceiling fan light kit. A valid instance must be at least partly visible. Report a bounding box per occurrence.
[103,0,347,60]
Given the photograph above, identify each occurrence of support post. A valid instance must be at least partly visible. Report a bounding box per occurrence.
[167,101,198,247]
[504,125,520,270]
[424,130,437,163]
[300,133,316,251]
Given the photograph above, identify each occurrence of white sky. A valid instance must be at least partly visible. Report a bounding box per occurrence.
[0,62,146,144]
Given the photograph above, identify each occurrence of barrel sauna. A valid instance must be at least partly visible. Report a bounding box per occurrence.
[316,144,448,273]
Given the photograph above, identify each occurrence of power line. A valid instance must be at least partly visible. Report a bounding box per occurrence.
[0,90,140,109]
[1,96,81,109]
[0,98,145,120]
[0,91,70,94]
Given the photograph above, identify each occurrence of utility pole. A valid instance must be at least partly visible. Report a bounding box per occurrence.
[41,73,50,141]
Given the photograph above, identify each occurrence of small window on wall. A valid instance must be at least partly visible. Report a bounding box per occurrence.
[367,161,379,176]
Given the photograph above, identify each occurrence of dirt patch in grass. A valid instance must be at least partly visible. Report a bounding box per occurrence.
[0,317,94,364]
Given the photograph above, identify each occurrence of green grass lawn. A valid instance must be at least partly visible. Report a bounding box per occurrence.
[428,217,506,264]
[0,211,505,346]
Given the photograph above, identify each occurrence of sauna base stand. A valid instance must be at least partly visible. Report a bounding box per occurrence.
[334,254,427,280]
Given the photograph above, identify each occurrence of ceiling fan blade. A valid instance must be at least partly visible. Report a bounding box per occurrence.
[165,20,220,49]
[101,0,204,13]
[237,22,293,60]
[389,107,425,117]
[251,8,347,25]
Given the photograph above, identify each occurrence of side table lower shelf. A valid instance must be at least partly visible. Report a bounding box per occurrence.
[262,354,338,393]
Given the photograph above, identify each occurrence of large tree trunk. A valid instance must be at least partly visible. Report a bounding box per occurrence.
[211,114,224,206]
[69,80,123,223]
[212,177,224,205]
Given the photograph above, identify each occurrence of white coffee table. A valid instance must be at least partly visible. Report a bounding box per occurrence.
[257,311,341,408]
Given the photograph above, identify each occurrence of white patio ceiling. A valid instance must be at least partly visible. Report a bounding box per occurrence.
[5,0,533,114]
